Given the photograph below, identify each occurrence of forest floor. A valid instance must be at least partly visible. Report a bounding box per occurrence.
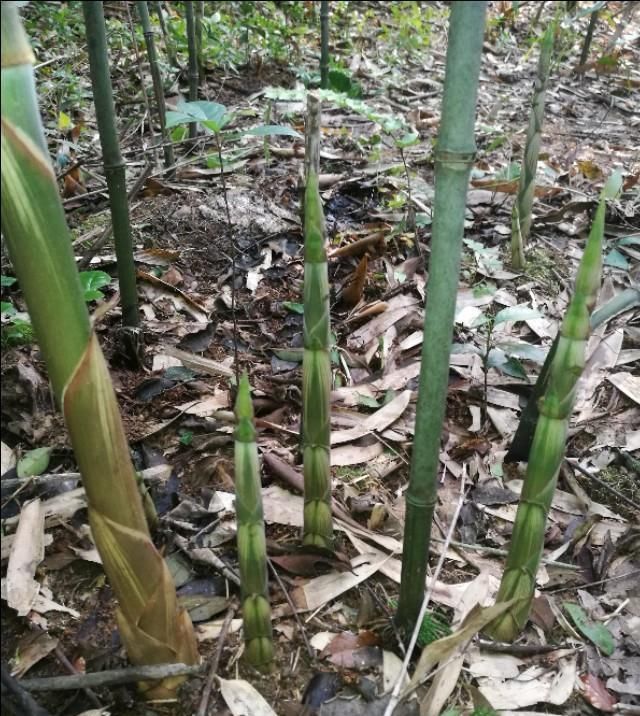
[1,2,639,716]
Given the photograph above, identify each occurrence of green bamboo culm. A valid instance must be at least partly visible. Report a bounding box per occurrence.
[83,1,140,338]
[489,171,622,642]
[511,22,555,269]
[234,372,274,671]
[1,3,198,697]
[396,1,487,634]
[320,0,330,89]
[184,1,198,140]
[506,286,640,463]
[195,0,204,83]
[136,0,175,173]
[302,92,334,550]
[153,1,179,68]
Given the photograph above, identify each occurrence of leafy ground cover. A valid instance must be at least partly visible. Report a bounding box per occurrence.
[1,2,639,715]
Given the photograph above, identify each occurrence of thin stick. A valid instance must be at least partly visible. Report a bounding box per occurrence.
[78,163,153,269]
[383,475,467,716]
[268,559,314,660]
[196,606,236,716]
[20,663,204,692]
[54,646,102,709]
[566,459,640,512]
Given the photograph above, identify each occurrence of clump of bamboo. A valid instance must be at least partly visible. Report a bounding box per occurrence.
[234,373,274,671]
[302,93,334,550]
[1,3,198,697]
[137,0,175,172]
[489,172,622,641]
[511,22,554,269]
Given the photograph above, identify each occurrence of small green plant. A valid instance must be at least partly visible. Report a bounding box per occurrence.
[388,599,451,646]
[78,270,113,301]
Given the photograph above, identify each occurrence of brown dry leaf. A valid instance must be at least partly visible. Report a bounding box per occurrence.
[331,390,411,445]
[331,233,385,259]
[470,177,562,198]
[137,270,208,319]
[579,673,617,713]
[142,177,175,197]
[6,499,45,616]
[62,171,86,198]
[11,630,59,678]
[340,255,369,308]
[269,551,351,577]
[319,630,379,659]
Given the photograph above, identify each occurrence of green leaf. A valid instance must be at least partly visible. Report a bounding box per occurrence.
[179,429,194,446]
[78,271,112,302]
[395,132,419,149]
[501,356,528,380]
[282,301,304,314]
[166,101,232,133]
[563,603,615,655]
[617,235,640,247]
[356,393,380,408]
[1,275,17,287]
[164,366,197,381]
[415,212,432,227]
[1,301,16,317]
[494,305,542,325]
[244,124,302,138]
[17,447,53,478]
[497,342,548,363]
[272,348,304,363]
[602,170,622,200]
[604,249,628,270]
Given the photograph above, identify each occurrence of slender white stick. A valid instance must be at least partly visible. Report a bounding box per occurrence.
[383,473,467,716]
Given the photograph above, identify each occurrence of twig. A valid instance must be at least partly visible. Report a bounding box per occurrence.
[383,475,467,716]
[20,663,204,692]
[262,452,361,529]
[476,639,575,656]
[54,646,103,709]
[546,569,640,595]
[1,664,51,716]
[196,606,236,716]
[268,559,314,660]
[566,459,640,512]
[78,163,153,268]
[429,537,582,570]
[0,464,171,492]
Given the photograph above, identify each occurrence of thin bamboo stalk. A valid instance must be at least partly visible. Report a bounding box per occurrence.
[506,286,640,463]
[511,23,554,269]
[82,2,141,357]
[302,93,334,550]
[153,1,179,68]
[195,1,204,83]
[320,1,330,89]
[184,1,198,140]
[489,172,622,641]
[396,1,488,634]
[137,0,175,173]
[234,373,274,671]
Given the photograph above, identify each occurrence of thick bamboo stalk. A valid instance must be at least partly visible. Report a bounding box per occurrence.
[234,373,274,671]
[511,23,554,269]
[302,93,334,550]
[1,4,198,697]
[137,0,175,173]
[489,172,622,641]
[184,1,198,140]
[83,2,141,363]
[396,1,488,634]
[320,1,330,89]
[506,286,640,463]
